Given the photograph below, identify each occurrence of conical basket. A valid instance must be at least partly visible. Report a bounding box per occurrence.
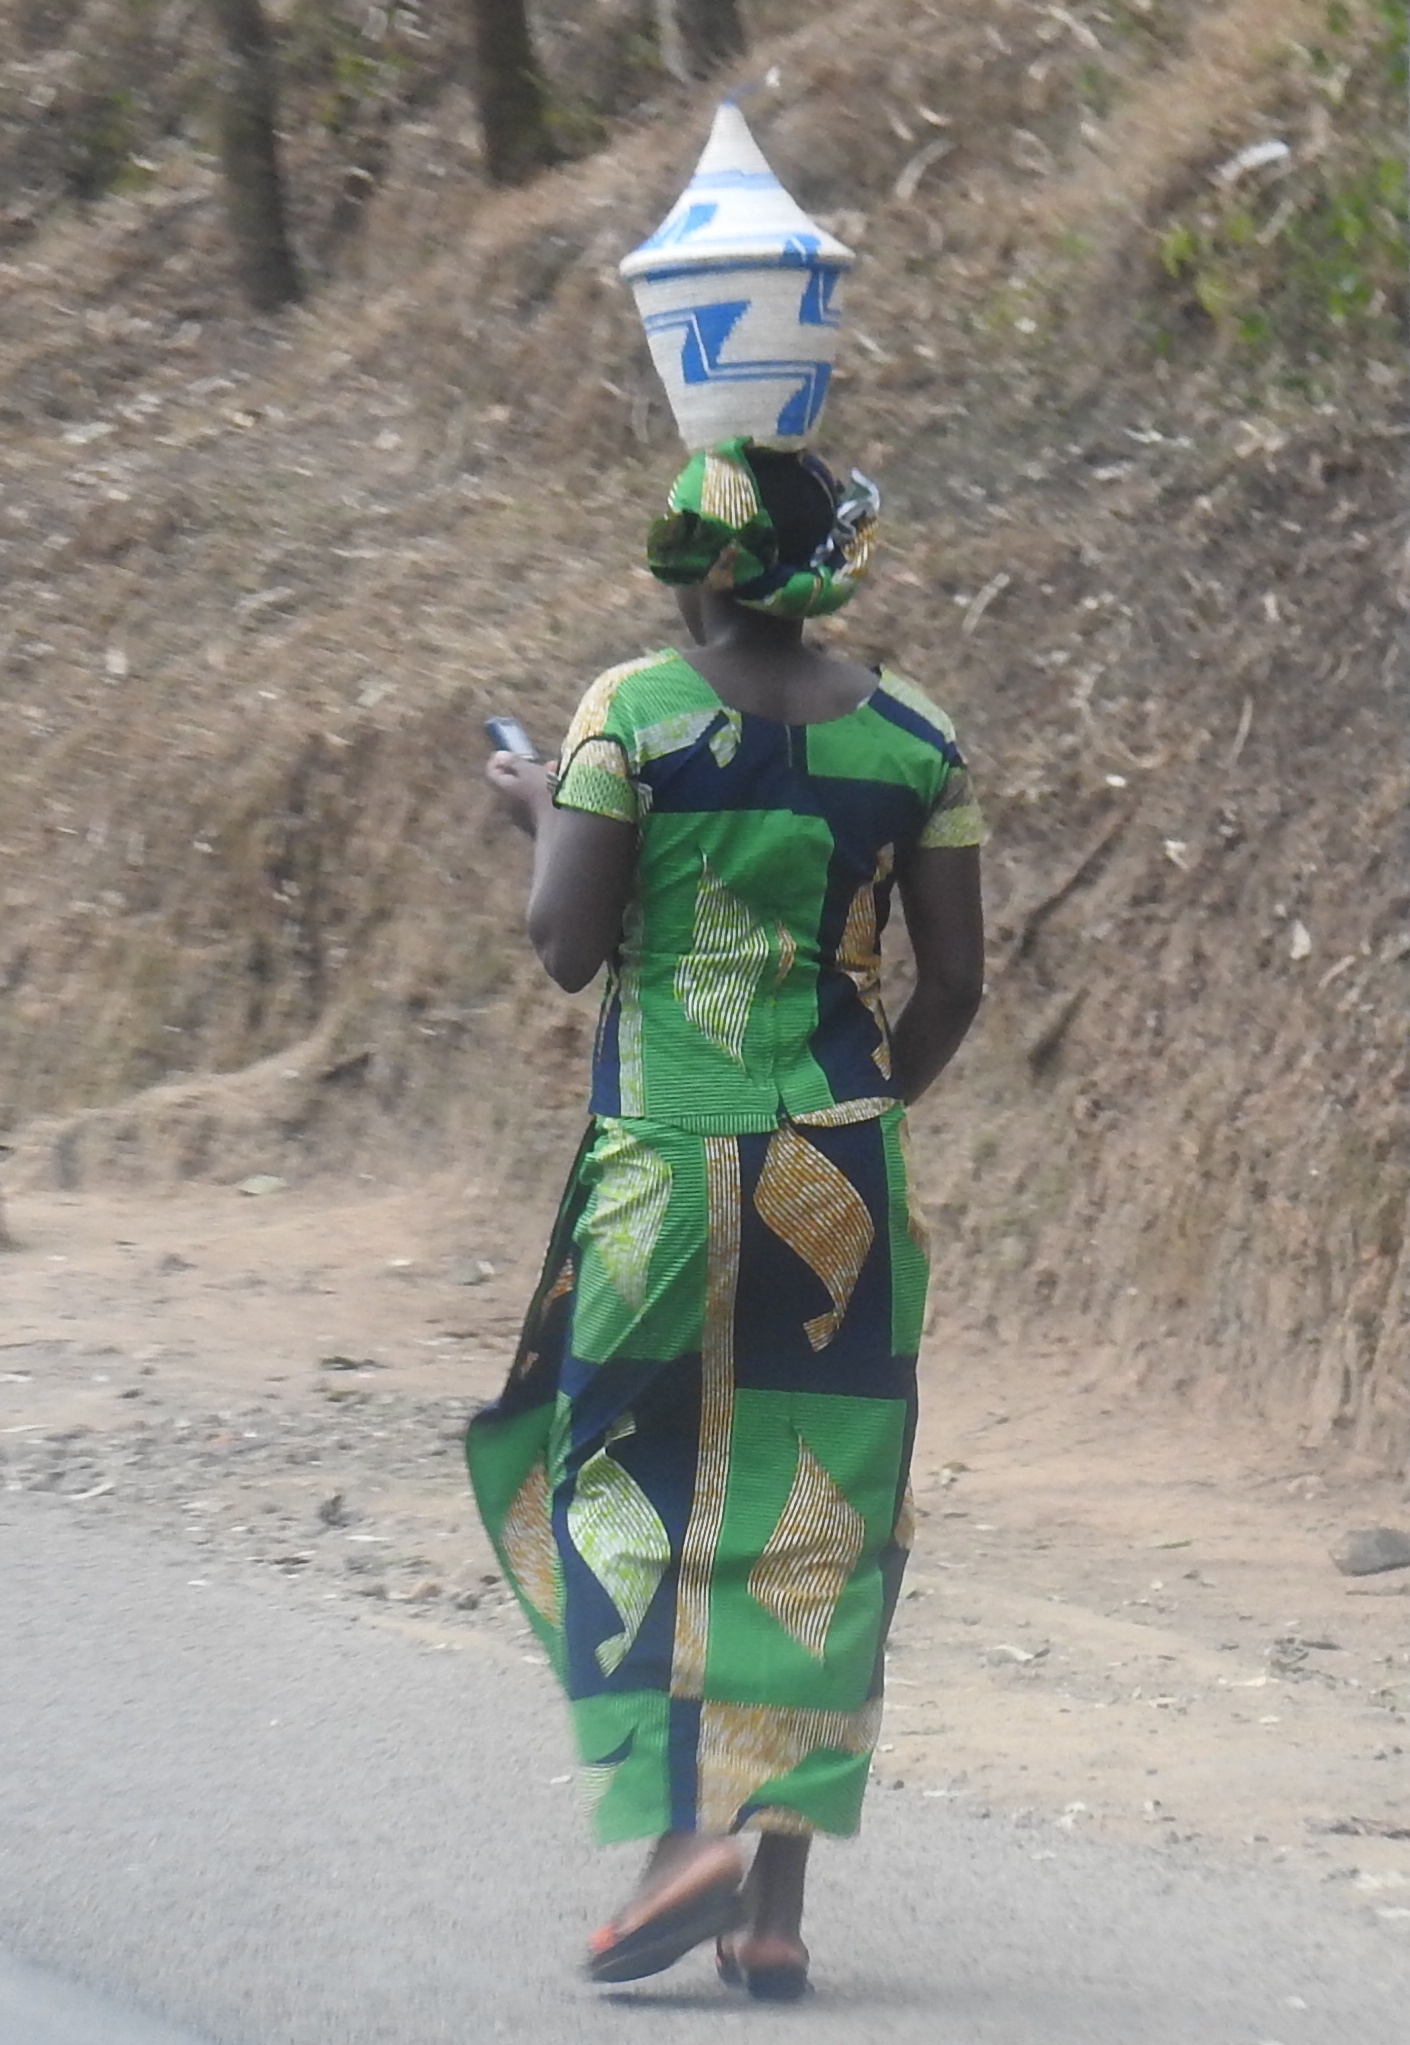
[620,102,856,453]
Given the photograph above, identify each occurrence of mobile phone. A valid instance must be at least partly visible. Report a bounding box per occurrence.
[484,715,541,761]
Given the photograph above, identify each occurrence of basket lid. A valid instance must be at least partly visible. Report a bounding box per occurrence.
[620,101,855,282]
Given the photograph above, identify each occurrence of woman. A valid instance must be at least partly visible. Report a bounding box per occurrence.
[470,438,984,1998]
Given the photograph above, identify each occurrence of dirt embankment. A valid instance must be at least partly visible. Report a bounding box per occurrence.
[1,0,1406,1463]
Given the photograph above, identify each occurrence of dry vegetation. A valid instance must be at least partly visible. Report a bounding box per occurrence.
[0,0,1406,1464]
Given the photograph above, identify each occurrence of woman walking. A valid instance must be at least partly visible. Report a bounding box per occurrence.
[470,435,985,1996]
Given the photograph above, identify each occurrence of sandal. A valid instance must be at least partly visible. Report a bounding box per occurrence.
[716,1933,811,2002]
[586,1874,746,1985]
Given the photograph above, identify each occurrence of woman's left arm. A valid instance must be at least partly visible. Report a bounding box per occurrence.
[486,755,637,993]
[891,844,985,1104]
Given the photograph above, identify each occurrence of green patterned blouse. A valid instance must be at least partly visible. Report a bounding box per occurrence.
[553,648,983,1134]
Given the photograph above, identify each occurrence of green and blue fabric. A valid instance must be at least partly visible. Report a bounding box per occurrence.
[646,438,880,619]
[551,647,984,1130]
[467,647,983,1844]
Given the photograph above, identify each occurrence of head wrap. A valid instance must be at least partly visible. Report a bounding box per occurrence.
[646,438,881,620]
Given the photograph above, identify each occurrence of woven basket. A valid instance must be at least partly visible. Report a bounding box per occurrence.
[621,102,855,453]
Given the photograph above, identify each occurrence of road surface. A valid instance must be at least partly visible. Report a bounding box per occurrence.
[2,1493,1407,2044]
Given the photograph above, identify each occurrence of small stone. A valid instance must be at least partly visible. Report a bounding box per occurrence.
[406,1578,442,1602]
[317,1492,352,1528]
[1332,1527,1410,1577]
[236,1175,287,1198]
[453,1590,481,1612]
[450,1259,497,1286]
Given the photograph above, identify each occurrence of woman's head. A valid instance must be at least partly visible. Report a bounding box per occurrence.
[646,438,880,620]
[747,448,837,566]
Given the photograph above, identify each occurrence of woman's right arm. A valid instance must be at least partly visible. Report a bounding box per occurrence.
[485,754,636,993]
[891,845,985,1104]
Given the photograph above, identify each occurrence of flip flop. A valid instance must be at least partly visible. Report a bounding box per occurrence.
[716,1933,811,2002]
[715,1935,744,1988]
[741,1960,811,2002]
[587,1875,746,1985]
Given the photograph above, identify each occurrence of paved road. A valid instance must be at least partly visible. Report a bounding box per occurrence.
[0,1948,208,2045]
[2,1494,1407,2045]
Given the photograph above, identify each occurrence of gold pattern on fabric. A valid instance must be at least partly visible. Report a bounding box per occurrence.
[879,672,961,746]
[705,540,744,592]
[698,452,761,532]
[748,1435,865,1659]
[500,1458,559,1628]
[586,1125,672,1312]
[836,847,894,1077]
[696,1698,884,1835]
[580,1762,619,1816]
[917,763,986,850]
[567,1424,672,1676]
[708,709,743,768]
[556,737,637,825]
[672,1137,740,1698]
[542,1257,575,1312]
[504,1336,540,1394]
[839,516,877,587]
[791,1097,894,1129]
[773,920,797,991]
[754,1126,874,1350]
[558,654,655,764]
[674,858,772,1066]
[615,896,647,1117]
[635,709,718,766]
[896,1114,930,1257]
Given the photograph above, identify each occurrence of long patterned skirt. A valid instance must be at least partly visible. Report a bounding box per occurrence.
[466,1105,927,1844]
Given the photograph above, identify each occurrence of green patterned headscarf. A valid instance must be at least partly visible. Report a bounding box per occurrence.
[646,437,881,619]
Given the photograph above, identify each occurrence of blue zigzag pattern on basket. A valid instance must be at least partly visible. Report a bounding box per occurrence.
[636,222,839,271]
[798,266,842,328]
[643,298,835,440]
[688,170,778,190]
[637,202,720,254]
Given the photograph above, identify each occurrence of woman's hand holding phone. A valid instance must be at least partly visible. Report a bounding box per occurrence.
[484,715,552,836]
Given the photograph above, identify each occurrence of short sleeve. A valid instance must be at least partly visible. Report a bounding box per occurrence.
[873,673,987,852]
[555,735,638,824]
[918,754,987,850]
[551,661,643,826]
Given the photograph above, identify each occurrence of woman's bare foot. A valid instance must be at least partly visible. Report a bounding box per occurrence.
[585,1831,747,1984]
[720,1928,811,1981]
[601,1831,745,1940]
[718,1834,811,1996]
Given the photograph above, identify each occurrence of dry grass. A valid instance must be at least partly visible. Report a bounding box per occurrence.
[0,0,1405,1462]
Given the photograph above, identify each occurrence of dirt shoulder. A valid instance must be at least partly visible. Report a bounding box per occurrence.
[3,1177,1408,1914]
